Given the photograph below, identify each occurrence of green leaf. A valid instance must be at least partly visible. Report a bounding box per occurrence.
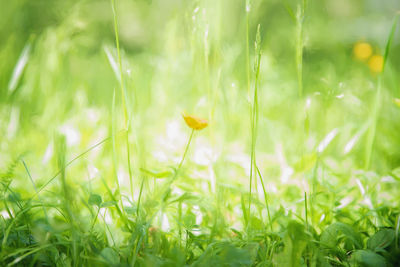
[183,211,196,229]
[249,215,264,230]
[124,206,137,215]
[320,222,363,249]
[391,167,400,180]
[230,228,243,239]
[241,194,248,227]
[169,192,198,203]
[352,250,386,267]
[367,229,395,251]
[101,201,118,208]
[140,167,173,178]
[220,244,253,266]
[88,194,102,207]
[100,247,119,265]
[283,1,296,22]
[382,14,399,72]
[275,220,308,267]
[7,192,21,203]
[294,153,317,173]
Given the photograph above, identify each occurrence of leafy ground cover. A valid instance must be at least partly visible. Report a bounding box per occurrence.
[1,0,400,266]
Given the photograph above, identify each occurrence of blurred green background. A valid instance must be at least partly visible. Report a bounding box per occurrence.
[2,0,400,265]
[1,0,400,168]
[1,0,400,239]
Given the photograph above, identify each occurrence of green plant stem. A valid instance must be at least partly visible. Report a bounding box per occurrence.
[396,214,400,249]
[111,88,125,211]
[100,175,131,231]
[90,207,100,232]
[21,159,49,223]
[364,14,398,169]
[310,156,319,226]
[296,1,306,97]
[304,191,310,266]
[136,178,145,217]
[304,191,308,230]
[245,0,251,100]
[32,131,124,200]
[156,129,195,225]
[248,25,261,227]
[111,0,127,121]
[175,129,195,180]
[111,0,134,200]
[255,165,272,232]
[101,210,116,246]
[178,201,182,247]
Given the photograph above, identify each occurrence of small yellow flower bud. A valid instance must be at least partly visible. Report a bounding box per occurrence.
[182,112,208,130]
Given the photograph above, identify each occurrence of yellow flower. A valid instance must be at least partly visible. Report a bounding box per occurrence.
[353,42,372,61]
[182,112,208,130]
[368,55,383,73]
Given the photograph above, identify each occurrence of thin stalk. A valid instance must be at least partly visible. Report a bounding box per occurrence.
[111,0,127,121]
[304,191,311,267]
[100,175,131,231]
[395,214,400,249]
[56,136,73,224]
[90,207,100,232]
[255,165,272,232]
[126,136,134,199]
[111,0,134,200]
[2,195,13,220]
[296,0,306,97]
[245,0,251,100]
[304,191,308,230]
[241,194,249,228]
[175,129,195,180]
[101,210,116,246]
[364,14,398,169]
[310,156,319,226]
[248,24,262,225]
[32,131,124,199]
[136,178,145,217]
[268,240,278,261]
[56,137,78,266]
[131,231,145,266]
[178,201,182,247]
[204,23,211,119]
[111,88,125,211]
[155,129,195,224]
[185,230,190,255]
[21,159,49,223]
[159,129,195,202]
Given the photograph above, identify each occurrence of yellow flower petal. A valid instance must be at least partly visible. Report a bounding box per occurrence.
[353,42,372,61]
[368,55,383,73]
[182,112,208,130]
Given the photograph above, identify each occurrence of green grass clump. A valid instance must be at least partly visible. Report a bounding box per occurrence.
[1,0,400,266]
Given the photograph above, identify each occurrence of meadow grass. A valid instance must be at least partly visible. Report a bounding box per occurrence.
[1,0,400,266]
